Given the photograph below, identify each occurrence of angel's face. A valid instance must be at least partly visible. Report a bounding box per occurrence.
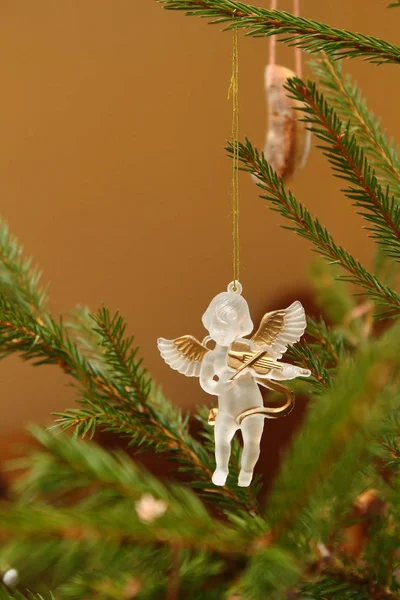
[202,292,253,347]
[208,320,242,346]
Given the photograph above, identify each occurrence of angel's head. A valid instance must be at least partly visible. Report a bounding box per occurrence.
[202,288,253,346]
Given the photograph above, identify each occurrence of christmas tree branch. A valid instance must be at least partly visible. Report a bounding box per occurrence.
[1,538,170,599]
[300,569,398,600]
[0,218,48,317]
[309,259,357,325]
[310,55,400,198]
[0,592,52,600]
[159,0,400,64]
[286,77,400,262]
[306,317,342,367]
[261,322,400,547]
[0,430,251,596]
[239,546,301,600]
[231,326,400,598]
[286,316,343,391]
[65,305,107,371]
[0,216,258,512]
[287,344,332,391]
[91,307,260,510]
[1,435,246,557]
[228,139,400,317]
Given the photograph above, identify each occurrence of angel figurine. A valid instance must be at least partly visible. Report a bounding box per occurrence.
[158,282,311,488]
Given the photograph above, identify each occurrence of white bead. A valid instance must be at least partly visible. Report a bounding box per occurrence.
[3,568,18,587]
[135,494,167,523]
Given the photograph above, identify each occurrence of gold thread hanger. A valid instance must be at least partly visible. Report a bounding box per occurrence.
[228,19,240,292]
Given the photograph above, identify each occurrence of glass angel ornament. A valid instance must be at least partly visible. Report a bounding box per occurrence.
[158,282,310,488]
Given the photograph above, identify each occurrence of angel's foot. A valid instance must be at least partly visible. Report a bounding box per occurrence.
[238,469,253,487]
[212,468,228,486]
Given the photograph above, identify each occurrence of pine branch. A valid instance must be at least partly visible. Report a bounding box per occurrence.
[227,139,400,317]
[232,325,400,598]
[300,567,398,600]
[378,409,400,473]
[0,434,248,557]
[306,317,343,367]
[0,295,258,512]
[0,218,48,317]
[0,592,52,600]
[159,0,400,64]
[239,546,300,600]
[309,259,378,352]
[286,315,344,391]
[309,259,357,326]
[310,54,400,198]
[299,575,370,600]
[65,305,107,371]
[92,308,149,397]
[89,307,260,511]
[0,538,171,599]
[260,322,400,547]
[288,342,332,390]
[286,77,400,261]
[1,427,232,598]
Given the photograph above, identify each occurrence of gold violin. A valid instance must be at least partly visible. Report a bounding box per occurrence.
[227,339,283,380]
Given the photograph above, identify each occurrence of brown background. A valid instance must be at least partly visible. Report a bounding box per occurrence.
[0,1,398,433]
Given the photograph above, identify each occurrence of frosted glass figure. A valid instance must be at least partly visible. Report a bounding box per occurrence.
[158,282,310,487]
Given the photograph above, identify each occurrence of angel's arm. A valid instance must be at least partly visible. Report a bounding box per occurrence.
[260,363,311,381]
[200,353,236,396]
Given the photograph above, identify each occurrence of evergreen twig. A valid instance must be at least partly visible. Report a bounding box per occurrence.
[286,316,343,390]
[159,0,400,64]
[300,569,397,600]
[0,592,53,600]
[261,323,400,546]
[0,218,48,316]
[286,77,400,261]
[310,54,400,199]
[2,430,248,557]
[227,139,400,316]
[0,280,258,511]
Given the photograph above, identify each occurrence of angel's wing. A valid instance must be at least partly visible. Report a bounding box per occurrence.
[157,335,210,377]
[251,301,307,359]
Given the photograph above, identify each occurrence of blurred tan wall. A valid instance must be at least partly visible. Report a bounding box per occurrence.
[0,1,399,432]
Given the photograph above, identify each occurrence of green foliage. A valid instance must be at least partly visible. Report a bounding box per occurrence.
[0,591,53,600]
[0,272,258,512]
[239,547,300,600]
[159,0,400,64]
[0,429,247,597]
[309,55,400,199]
[285,76,400,262]
[3,430,246,556]
[300,575,371,599]
[228,138,400,317]
[0,218,48,316]
[309,259,356,325]
[266,323,400,545]
[287,315,343,391]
